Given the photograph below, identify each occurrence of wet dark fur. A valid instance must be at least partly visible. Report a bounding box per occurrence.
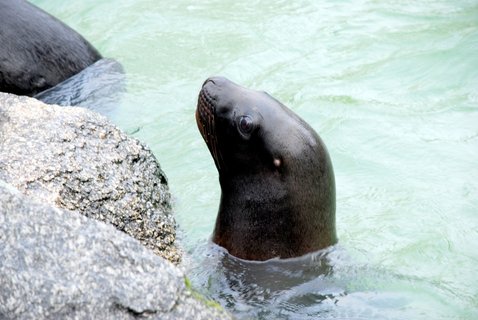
[0,0,101,96]
[196,77,337,261]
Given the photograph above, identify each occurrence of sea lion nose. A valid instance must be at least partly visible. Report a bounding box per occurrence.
[202,76,230,88]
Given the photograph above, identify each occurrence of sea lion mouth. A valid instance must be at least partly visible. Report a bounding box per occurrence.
[196,86,224,170]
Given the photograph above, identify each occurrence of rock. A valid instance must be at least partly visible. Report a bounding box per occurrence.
[0,93,179,263]
[0,183,230,319]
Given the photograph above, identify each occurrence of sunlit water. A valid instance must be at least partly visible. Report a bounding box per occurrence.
[32,0,478,318]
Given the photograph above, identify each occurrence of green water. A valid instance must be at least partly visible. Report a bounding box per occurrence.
[33,0,478,318]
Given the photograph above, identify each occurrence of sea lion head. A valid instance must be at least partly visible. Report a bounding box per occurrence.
[196,76,314,174]
[196,76,336,261]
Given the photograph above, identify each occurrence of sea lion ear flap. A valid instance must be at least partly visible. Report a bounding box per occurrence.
[273,158,281,168]
[259,131,284,171]
[272,156,286,173]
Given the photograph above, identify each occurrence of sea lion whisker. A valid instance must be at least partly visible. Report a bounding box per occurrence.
[209,114,223,170]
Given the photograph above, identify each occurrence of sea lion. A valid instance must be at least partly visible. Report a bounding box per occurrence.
[0,0,101,96]
[196,76,337,261]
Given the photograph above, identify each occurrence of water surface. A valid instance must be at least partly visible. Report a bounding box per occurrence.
[32,0,478,318]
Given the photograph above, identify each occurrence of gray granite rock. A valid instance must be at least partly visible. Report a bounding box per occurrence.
[0,183,230,319]
[0,93,179,263]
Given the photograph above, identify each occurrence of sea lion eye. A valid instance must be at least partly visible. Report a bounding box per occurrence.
[238,115,254,134]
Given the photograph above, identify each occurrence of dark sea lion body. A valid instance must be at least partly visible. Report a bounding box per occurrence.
[196,77,336,261]
[0,0,101,96]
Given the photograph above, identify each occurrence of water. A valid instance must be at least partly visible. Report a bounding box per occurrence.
[35,58,125,113]
[32,0,478,318]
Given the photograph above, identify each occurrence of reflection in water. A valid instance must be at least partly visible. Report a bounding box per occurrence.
[186,243,459,319]
[219,253,345,318]
[188,244,350,319]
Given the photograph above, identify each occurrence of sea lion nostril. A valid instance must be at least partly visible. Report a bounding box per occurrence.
[202,78,217,87]
[203,76,232,88]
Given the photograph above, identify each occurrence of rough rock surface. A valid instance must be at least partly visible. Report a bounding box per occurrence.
[0,183,230,320]
[0,93,179,263]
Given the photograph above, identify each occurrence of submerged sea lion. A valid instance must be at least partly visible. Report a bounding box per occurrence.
[0,0,101,96]
[34,58,125,115]
[196,76,336,261]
